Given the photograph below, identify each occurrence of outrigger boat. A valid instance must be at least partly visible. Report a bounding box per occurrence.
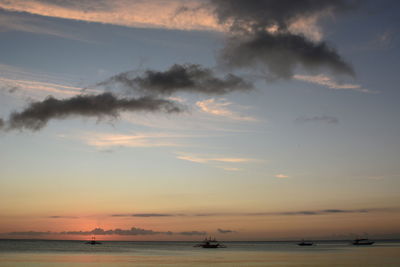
[194,237,226,248]
[85,236,102,245]
[352,238,374,246]
[297,239,314,246]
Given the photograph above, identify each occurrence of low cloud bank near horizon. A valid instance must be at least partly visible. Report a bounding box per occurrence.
[110,208,370,218]
[217,228,236,234]
[6,227,206,236]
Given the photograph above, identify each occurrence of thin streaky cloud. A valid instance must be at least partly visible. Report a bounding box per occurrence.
[0,11,98,43]
[295,116,339,124]
[363,29,395,50]
[107,208,385,218]
[48,216,79,219]
[0,63,81,84]
[219,166,242,172]
[79,132,187,149]
[275,174,289,179]
[0,0,222,32]
[0,77,88,96]
[130,213,175,217]
[179,231,207,236]
[217,228,236,234]
[176,152,254,164]
[196,98,257,122]
[294,74,376,93]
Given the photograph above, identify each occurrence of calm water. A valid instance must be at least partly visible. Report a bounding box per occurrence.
[0,239,399,266]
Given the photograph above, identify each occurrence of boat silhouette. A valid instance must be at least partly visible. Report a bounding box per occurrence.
[352,238,374,246]
[194,237,226,248]
[85,236,102,245]
[297,239,314,246]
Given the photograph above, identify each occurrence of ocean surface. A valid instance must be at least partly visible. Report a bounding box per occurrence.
[0,239,399,266]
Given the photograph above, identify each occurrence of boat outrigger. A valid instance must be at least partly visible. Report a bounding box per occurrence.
[352,238,374,246]
[194,237,226,248]
[297,239,314,246]
[85,236,102,245]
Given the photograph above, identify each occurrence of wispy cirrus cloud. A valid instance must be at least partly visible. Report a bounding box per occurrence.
[294,74,376,93]
[112,213,176,217]
[0,64,96,99]
[48,216,79,219]
[295,116,339,125]
[0,77,85,97]
[176,152,254,164]
[219,166,242,172]
[363,29,395,50]
[0,0,222,32]
[196,98,256,122]
[0,10,98,42]
[275,174,289,179]
[77,132,186,149]
[179,231,207,236]
[217,228,236,234]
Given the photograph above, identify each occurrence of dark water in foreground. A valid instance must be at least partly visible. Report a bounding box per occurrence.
[0,239,399,266]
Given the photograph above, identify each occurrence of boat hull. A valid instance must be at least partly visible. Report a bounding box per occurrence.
[352,242,374,245]
[201,244,220,248]
[298,243,314,246]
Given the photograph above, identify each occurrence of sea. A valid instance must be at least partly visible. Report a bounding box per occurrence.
[0,239,399,266]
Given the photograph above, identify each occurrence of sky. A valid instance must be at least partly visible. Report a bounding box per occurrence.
[0,0,399,241]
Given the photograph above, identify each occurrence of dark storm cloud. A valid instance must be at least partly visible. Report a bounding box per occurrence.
[208,0,356,79]
[3,93,182,131]
[220,32,354,79]
[6,227,206,236]
[295,115,339,124]
[98,64,253,96]
[210,0,353,31]
[217,228,236,234]
[0,118,4,129]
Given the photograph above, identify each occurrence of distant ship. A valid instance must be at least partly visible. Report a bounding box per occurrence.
[85,236,102,245]
[194,237,226,248]
[352,238,374,246]
[297,240,314,246]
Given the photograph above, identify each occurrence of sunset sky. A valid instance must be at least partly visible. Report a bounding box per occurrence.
[0,0,399,241]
